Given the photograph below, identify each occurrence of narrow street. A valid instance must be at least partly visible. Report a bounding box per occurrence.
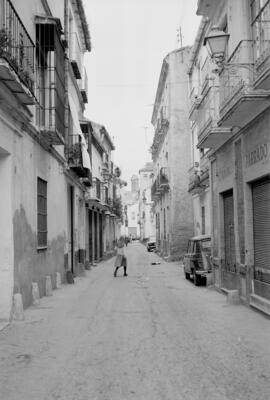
[1,243,270,400]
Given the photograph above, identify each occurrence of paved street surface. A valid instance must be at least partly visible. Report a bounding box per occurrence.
[0,242,270,400]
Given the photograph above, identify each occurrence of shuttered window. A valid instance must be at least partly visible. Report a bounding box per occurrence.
[252,176,270,282]
[37,177,47,248]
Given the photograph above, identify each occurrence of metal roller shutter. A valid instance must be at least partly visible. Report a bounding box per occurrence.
[252,176,270,285]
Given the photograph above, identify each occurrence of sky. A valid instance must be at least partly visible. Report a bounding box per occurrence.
[83,0,201,184]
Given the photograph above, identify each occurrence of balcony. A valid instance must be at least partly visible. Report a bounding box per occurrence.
[102,185,109,205]
[111,197,122,218]
[196,82,217,133]
[189,90,201,121]
[102,160,109,172]
[151,178,160,201]
[199,155,210,185]
[253,1,270,90]
[70,32,82,79]
[218,40,270,129]
[66,135,91,178]
[151,119,169,160]
[188,163,209,194]
[197,116,233,150]
[157,118,169,134]
[0,0,35,104]
[78,67,88,103]
[90,178,101,201]
[159,167,169,191]
[36,20,65,145]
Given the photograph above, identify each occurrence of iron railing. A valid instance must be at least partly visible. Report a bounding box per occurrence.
[159,167,169,190]
[252,0,270,81]
[0,0,35,94]
[219,40,254,111]
[66,134,83,165]
[36,22,65,141]
[65,134,90,179]
[90,178,101,200]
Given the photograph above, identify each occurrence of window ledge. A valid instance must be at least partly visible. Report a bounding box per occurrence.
[37,246,48,251]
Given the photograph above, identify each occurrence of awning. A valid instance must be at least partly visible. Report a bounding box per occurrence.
[68,94,91,170]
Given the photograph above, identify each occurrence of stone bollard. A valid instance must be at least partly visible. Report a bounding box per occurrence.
[56,272,61,289]
[12,293,24,321]
[206,273,213,286]
[45,275,53,296]
[32,282,40,305]
[66,270,74,284]
[85,260,91,270]
[226,289,240,305]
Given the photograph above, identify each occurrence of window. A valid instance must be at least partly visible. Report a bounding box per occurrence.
[251,0,270,59]
[37,177,47,248]
[201,206,205,235]
[36,20,65,138]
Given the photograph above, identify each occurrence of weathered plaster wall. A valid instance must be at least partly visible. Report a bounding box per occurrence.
[169,49,194,257]
[12,133,68,308]
[0,136,13,321]
[192,190,211,237]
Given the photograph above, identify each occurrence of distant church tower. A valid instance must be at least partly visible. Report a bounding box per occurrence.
[131,175,139,193]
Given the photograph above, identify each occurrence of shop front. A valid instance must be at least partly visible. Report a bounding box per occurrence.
[243,110,270,313]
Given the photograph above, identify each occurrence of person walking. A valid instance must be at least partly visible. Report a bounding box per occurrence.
[114,237,128,277]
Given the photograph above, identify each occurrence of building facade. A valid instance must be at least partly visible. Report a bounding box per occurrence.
[196,0,270,314]
[151,47,194,260]
[138,162,156,241]
[0,0,122,323]
[84,121,122,262]
[122,176,140,239]
[187,18,212,238]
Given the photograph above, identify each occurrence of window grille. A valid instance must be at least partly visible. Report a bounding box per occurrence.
[36,20,65,142]
[37,177,47,247]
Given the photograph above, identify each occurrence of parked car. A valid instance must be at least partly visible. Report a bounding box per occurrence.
[183,235,212,285]
[147,240,156,252]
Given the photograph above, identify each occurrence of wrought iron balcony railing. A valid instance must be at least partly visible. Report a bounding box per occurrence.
[0,0,35,101]
[156,118,169,134]
[219,40,254,111]
[89,178,101,200]
[36,20,65,144]
[66,134,90,178]
[159,167,169,190]
[252,0,270,89]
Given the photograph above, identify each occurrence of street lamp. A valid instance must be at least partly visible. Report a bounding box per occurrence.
[203,26,230,68]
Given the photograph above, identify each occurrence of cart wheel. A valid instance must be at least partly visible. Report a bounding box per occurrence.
[185,272,190,280]
[193,272,200,286]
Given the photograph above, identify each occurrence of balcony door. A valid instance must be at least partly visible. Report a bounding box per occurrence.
[222,190,237,289]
